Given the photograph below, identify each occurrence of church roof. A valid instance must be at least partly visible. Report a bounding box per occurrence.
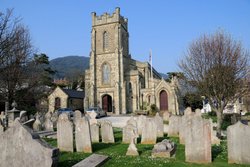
[62,89,84,99]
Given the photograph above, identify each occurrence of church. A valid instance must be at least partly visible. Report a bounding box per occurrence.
[84,8,179,115]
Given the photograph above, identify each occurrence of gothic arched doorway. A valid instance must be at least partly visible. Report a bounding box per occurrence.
[159,90,168,111]
[102,94,112,113]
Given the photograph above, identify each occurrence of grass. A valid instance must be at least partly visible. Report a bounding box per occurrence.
[44,128,250,167]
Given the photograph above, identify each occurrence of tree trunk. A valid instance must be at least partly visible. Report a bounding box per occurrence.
[216,109,223,138]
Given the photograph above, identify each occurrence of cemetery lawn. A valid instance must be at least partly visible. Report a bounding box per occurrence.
[44,128,249,167]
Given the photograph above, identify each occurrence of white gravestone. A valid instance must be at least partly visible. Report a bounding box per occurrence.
[57,113,73,152]
[75,116,92,153]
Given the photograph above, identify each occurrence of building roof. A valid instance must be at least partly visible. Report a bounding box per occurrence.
[62,89,84,99]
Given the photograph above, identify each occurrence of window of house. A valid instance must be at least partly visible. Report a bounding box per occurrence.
[55,97,61,110]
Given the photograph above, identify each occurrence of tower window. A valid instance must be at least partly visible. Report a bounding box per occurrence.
[103,31,109,50]
[102,63,110,84]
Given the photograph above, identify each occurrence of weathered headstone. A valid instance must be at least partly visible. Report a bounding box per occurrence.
[152,139,176,158]
[33,114,42,131]
[137,115,147,135]
[101,121,114,143]
[7,102,21,127]
[185,116,211,163]
[184,107,193,116]
[57,113,73,152]
[19,110,28,123]
[123,123,137,144]
[127,116,137,128]
[179,114,194,144]
[163,111,170,121]
[0,120,4,134]
[126,128,139,156]
[195,108,202,116]
[74,110,82,123]
[154,113,164,137]
[51,112,58,129]
[72,154,109,167]
[90,123,100,143]
[209,119,220,145]
[44,112,54,131]
[75,116,92,153]
[86,111,97,125]
[0,120,59,167]
[168,115,181,137]
[141,118,157,144]
[227,121,250,165]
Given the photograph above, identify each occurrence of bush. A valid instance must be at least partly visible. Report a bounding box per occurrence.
[221,114,232,130]
[149,104,159,116]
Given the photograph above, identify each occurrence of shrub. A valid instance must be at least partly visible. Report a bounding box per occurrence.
[149,104,159,116]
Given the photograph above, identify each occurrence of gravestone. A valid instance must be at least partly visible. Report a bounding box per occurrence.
[33,114,42,131]
[75,116,92,153]
[0,121,4,134]
[101,121,114,143]
[154,113,164,137]
[74,110,82,123]
[0,120,59,167]
[185,116,211,163]
[152,139,176,158]
[90,123,100,143]
[126,128,139,156]
[127,116,137,128]
[168,115,181,137]
[19,110,28,123]
[184,107,193,116]
[179,114,194,144]
[163,111,170,121]
[57,113,73,152]
[227,121,250,165]
[44,112,54,131]
[141,118,157,144]
[7,101,21,127]
[86,111,97,125]
[51,112,58,129]
[123,123,137,144]
[195,109,202,116]
[72,154,109,167]
[209,119,220,145]
[137,115,147,135]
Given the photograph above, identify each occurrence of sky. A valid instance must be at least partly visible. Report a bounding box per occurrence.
[1,0,250,73]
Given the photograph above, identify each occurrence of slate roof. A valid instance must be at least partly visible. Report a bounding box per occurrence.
[62,89,84,99]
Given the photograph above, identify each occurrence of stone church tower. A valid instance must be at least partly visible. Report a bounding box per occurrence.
[85,8,179,115]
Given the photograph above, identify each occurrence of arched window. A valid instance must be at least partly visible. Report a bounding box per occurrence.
[55,97,61,110]
[103,31,108,50]
[129,82,132,93]
[102,63,110,84]
[148,95,151,104]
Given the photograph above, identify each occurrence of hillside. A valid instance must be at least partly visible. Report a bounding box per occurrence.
[50,56,89,79]
[50,55,167,80]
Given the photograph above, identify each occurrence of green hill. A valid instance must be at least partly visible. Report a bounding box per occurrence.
[50,56,89,79]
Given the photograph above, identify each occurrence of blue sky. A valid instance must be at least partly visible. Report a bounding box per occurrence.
[1,0,250,73]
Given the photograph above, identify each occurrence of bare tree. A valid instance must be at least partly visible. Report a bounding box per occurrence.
[179,30,249,136]
[0,9,33,105]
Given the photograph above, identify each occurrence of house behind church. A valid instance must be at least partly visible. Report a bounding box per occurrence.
[48,86,84,112]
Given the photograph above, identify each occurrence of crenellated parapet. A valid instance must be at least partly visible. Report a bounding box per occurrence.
[92,7,128,29]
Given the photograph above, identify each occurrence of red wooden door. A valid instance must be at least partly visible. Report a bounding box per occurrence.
[102,95,112,112]
[160,90,168,111]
